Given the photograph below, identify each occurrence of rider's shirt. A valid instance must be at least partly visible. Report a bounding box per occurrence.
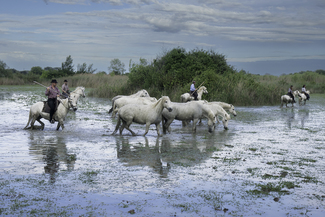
[45,86,60,99]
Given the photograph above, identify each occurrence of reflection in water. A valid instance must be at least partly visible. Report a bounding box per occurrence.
[282,108,295,129]
[300,110,309,128]
[28,133,76,183]
[116,135,223,178]
[281,107,310,129]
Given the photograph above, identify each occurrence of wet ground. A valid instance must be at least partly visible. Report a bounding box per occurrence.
[0,85,324,216]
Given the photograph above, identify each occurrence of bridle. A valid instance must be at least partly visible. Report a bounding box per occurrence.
[59,97,77,110]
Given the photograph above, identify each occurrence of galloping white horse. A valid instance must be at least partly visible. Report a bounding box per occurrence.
[109,89,150,114]
[162,101,216,134]
[280,90,299,108]
[110,97,157,118]
[297,90,310,105]
[24,97,78,130]
[112,96,173,136]
[180,86,208,102]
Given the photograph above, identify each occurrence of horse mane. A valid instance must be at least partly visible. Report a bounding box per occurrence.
[71,86,85,94]
[198,86,206,91]
[152,96,169,108]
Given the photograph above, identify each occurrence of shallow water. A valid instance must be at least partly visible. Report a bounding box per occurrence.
[0,85,324,216]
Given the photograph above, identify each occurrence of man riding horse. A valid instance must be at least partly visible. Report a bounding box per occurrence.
[45,79,61,124]
[190,81,198,100]
[287,85,296,103]
[301,85,310,100]
[61,79,70,98]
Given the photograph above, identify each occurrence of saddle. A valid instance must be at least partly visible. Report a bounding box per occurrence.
[42,100,60,113]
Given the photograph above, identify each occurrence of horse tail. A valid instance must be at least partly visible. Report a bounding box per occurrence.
[108,100,115,114]
[23,110,32,129]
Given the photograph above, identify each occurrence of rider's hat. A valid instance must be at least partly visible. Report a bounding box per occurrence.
[51,79,58,83]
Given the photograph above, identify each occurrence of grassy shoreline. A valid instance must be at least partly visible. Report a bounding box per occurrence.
[2,72,325,106]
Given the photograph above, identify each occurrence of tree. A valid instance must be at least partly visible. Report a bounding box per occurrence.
[60,55,74,76]
[30,66,43,75]
[0,60,12,78]
[108,58,125,75]
[77,63,97,74]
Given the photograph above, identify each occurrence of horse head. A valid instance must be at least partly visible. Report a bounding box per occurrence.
[68,97,78,111]
[161,96,173,112]
[222,113,229,130]
[139,89,150,97]
[80,87,86,98]
[229,104,237,116]
[200,86,208,94]
[74,86,86,98]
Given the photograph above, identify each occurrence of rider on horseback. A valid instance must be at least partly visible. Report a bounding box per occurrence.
[45,79,61,124]
[301,85,310,100]
[190,81,198,100]
[287,85,296,103]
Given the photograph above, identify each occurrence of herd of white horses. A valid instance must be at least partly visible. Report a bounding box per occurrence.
[23,86,310,136]
[109,86,235,136]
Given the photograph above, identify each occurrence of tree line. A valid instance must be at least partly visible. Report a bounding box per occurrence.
[1,47,325,105]
[0,55,127,81]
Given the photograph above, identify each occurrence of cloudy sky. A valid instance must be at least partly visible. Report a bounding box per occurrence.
[1,0,324,75]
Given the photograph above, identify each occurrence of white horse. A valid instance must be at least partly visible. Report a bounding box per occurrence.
[206,101,236,123]
[297,90,310,105]
[162,101,216,134]
[110,96,157,118]
[112,96,173,136]
[208,102,236,117]
[108,89,150,113]
[180,86,208,102]
[186,101,231,129]
[24,97,78,131]
[69,86,86,107]
[280,90,299,108]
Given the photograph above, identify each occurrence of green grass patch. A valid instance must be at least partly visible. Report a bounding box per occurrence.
[248,181,299,195]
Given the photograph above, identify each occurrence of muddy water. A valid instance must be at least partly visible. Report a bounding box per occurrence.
[0,85,324,216]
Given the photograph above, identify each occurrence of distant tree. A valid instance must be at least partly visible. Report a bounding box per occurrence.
[40,68,63,79]
[0,60,12,78]
[77,63,97,74]
[108,58,125,75]
[60,55,74,76]
[96,71,107,75]
[316,69,325,75]
[30,66,43,75]
[77,63,87,74]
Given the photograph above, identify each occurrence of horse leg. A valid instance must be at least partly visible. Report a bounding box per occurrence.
[112,116,121,135]
[24,111,32,129]
[119,121,126,135]
[162,117,168,134]
[36,117,45,130]
[192,118,199,132]
[155,123,162,137]
[124,120,136,136]
[164,119,173,133]
[143,122,151,136]
[56,122,61,130]
[30,116,37,130]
